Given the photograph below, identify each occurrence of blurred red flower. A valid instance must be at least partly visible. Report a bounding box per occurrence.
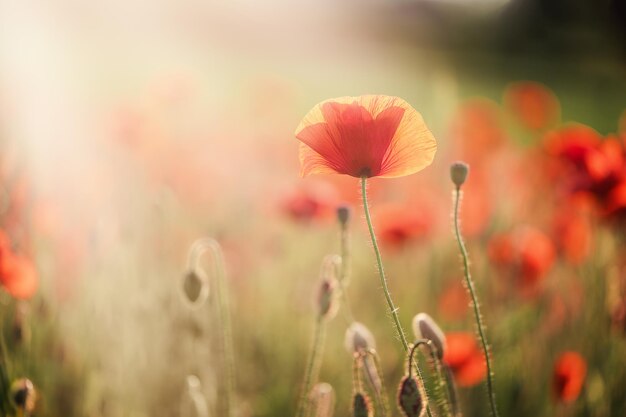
[280,182,339,223]
[295,95,436,178]
[450,99,506,166]
[438,280,470,321]
[553,351,587,403]
[488,227,556,293]
[0,253,38,300]
[374,203,433,249]
[443,332,487,387]
[551,205,593,265]
[504,81,560,131]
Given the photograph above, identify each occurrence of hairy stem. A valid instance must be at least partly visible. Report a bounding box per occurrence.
[452,187,500,417]
[360,176,433,417]
[296,317,327,417]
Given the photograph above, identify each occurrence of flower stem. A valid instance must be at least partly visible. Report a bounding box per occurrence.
[452,187,500,417]
[360,176,433,417]
[296,316,327,417]
[189,239,236,417]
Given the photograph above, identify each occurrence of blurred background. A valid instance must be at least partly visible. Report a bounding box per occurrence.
[0,0,625,416]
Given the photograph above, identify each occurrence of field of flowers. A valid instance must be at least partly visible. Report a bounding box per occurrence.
[1,1,625,417]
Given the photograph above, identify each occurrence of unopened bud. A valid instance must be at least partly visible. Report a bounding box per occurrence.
[345,322,376,354]
[450,162,469,188]
[353,392,373,417]
[317,278,338,320]
[397,376,425,417]
[310,383,335,417]
[10,378,36,413]
[181,268,209,307]
[412,313,446,360]
[337,205,351,226]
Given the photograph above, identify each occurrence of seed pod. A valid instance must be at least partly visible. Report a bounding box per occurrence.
[345,322,376,354]
[337,205,351,226]
[450,162,469,188]
[10,378,36,413]
[397,376,424,417]
[353,392,373,417]
[412,313,446,359]
[181,268,209,307]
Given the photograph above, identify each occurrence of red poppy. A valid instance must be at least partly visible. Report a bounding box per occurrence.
[438,281,470,321]
[488,227,556,293]
[443,332,487,387]
[295,95,436,178]
[503,81,560,131]
[450,99,506,166]
[0,252,38,300]
[374,203,432,249]
[551,206,593,265]
[280,181,339,223]
[553,351,587,403]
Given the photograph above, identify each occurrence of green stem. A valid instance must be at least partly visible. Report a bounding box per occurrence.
[296,317,327,417]
[452,187,500,417]
[360,176,433,417]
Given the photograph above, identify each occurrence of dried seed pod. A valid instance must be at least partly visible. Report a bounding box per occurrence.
[353,392,373,417]
[10,378,36,413]
[412,313,446,359]
[450,162,469,188]
[345,322,376,354]
[397,376,424,417]
[181,268,209,307]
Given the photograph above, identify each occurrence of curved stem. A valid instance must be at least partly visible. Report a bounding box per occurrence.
[452,187,500,417]
[296,317,327,417]
[188,238,235,417]
[360,176,433,417]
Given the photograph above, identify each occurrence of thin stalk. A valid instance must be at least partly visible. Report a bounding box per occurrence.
[189,239,235,417]
[452,187,500,417]
[360,176,433,417]
[296,317,327,417]
[411,340,454,417]
[338,221,354,323]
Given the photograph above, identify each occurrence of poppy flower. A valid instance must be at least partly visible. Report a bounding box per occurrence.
[374,203,433,249]
[450,99,506,166]
[551,207,593,265]
[488,227,556,293]
[503,81,560,131]
[0,252,38,300]
[295,95,436,178]
[553,351,587,403]
[443,332,487,387]
[280,181,339,223]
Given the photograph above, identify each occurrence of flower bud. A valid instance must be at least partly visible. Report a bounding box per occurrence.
[345,322,376,354]
[337,205,351,226]
[352,392,373,417]
[181,268,209,307]
[10,378,36,413]
[450,162,469,188]
[397,376,425,417]
[310,383,335,417]
[317,277,338,320]
[412,313,446,359]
